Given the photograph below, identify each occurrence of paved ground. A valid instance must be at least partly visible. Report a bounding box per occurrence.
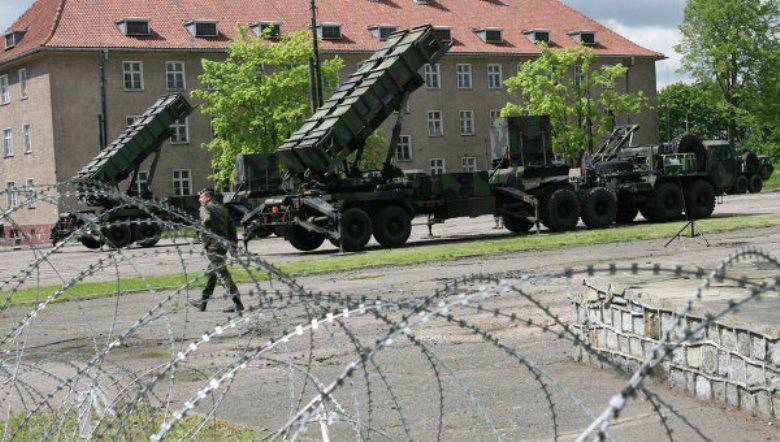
[1,193,778,439]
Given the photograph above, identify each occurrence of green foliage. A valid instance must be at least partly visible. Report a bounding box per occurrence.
[359,130,390,171]
[502,45,649,160]
[194,26,343,186]
[676,0,779,145]
[658,80,727,141]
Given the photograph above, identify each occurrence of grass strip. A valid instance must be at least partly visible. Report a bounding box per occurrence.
[6,215,780,306]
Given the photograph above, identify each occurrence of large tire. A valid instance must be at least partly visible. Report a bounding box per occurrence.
[641,182,684,223]
[684,180,715,219]
[340,207,373,252]
[287,226,325,251]
[137,223,162,248]
[80,236,103,250]
[748,174,763,194]
[671,134,707,171]
[103,223,134,248]
[595,160,633,174]
[541,188,580,232]
[730,175,749,194]
[503,215,534,233]
[580,187,617,229]
[615,202,639,224]
[759,164,772,181]
[373,205,411,248]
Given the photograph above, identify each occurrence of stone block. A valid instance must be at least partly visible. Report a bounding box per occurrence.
[673,347,686,365]
[726,383,740,407]
[737,331,751,356]
[695,375,712,400]
[751,335,766,360]
[632,315,645,336]
[669,368,687,392]
[622,312,633,333]
[740,390,756,415]
[618,335,630,354]
[645,311,660,340]
[601,307,610,325]
[773,394,780,419]
[746,364,765,388]
[721,328,737,352]
[643,341,655,360]
[687,347,702,369]
[607,330,618,350]
[686,371,696,394]
[597,329,607,348]
[687,318,705,341]
[612,308,622,331]
[702,346,718,374]
[729,356,747,383]
[589,307,601,324]
[712,381,726,402]
[755,391,773,418]
[630,337,643,358]
[770,341,780,366]
[718,352,730,377]
[661,313,675,334]
[707,324,720,345]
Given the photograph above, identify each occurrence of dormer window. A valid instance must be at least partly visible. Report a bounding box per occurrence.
[523,29,550,44]
[368,25,398,41]
[568,30,596,45]
[432,27,452,44]
[251,21,281,39]
[318,23,342,40]
[4,29,26,50]
[414,0,429,4]
[116,18,151,37]
[185,20,219,38]
[474,28,503,44]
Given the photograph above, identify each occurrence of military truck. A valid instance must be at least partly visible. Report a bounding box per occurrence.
[242,25,581,252]
[570,125,742,225]
[726,148,774,194]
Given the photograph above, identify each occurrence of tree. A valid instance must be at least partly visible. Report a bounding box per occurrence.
[676,0,779,146]
[502,45,649,160]
[194,26,343,186]
[657,81,728,142]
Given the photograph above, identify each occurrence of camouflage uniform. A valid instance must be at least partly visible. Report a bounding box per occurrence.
[200,201,240,303]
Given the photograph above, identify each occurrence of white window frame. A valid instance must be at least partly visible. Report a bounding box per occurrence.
[462,156,477,172]
[170,117,189,144]
[430,158,446,176]
[424,63,441,89]
[25,178,35,209]
[165,61,186,90]
[3,128,12,157]
[459,110,475,136]
[5,182,16,209]
[135,171,149,194]
[22,124,31,154]
[427,110,443,137]
[172,170,192,197]
[456,63,472,89]
[0,75,9,104]
[18,68,27,100]
[396,135,412,162]
[122,61,144,91]
[487,64,503,89]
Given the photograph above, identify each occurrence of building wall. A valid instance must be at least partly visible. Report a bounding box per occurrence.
[0,55,58,241]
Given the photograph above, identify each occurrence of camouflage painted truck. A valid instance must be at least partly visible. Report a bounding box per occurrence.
[51,94,195,249]
[569,125,743,226]
[242,25,581,252]
[726,148,775,194]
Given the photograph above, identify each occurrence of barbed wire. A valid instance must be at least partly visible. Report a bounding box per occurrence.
[0,183,775,441]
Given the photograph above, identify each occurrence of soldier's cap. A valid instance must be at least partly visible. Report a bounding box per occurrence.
[199,188,216,197]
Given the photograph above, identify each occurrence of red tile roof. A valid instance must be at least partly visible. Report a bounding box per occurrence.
[1,0,664,66]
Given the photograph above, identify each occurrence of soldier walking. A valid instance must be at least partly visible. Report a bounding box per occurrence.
[190,188,245,313]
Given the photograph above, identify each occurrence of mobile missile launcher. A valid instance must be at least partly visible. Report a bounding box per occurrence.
[570,125,741,225]
[242,25,576,252]
[726,148,775,194]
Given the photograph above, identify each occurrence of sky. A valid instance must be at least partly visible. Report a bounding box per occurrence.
[0,0,689,89]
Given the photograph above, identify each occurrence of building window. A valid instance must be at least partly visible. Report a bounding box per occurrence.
[126,115,142,127]
[427,110,443,137]
[488,64,503,89]
[25,178,35,209]
[459,110,475,136]
[3,129,12,157]
[490,109,501,123]
[524,29,551,44]
[166,61,186,90]
[432,27,452,44]
[319,23,342,40]
[251,21,282,39]
[18,68,27,99]
[123,61,144,91]
[172,170,192,196]
[135,171,149,194]
[462,156,477,172]
[430,158,446,175]
[424,63,440,89]
[369,25,398,41]
[118,18,151,36]
[456,64,472,89]
[0,75,9,104]
[22,124,31,154]
[5,182,17,209]
[396,135,412,162]
[170,118,189,144]
[185,21,219,38]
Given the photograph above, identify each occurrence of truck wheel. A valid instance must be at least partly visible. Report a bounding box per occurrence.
[287,226,325,251]
[759,164,772,181]
[80,236,103,249]
[748,174,763,194]
[103,224,134,248]
[580,187,617,229]
[615,203,639,224]
[542,189,580,232]
[137,223,162,248]
[731,175,749,194]
[642,182,684,223]
[373,206,411,248]
[503,215,534,233]
[340,208,373,251]
[684,180,715,219]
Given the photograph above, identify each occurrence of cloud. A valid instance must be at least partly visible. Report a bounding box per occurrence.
[0,0,36,31]
[563,0,686,28]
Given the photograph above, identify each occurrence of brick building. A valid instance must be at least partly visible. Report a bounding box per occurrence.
[0,0,663,242]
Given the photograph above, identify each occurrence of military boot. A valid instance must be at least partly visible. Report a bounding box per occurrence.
[222,296,244,314]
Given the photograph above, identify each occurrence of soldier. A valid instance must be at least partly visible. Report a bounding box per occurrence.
[190,188,245,314]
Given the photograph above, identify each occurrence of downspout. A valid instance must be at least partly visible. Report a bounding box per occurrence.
[99,49,108,150]
[625,56,634,125]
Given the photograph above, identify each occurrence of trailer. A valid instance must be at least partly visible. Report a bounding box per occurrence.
[242,25,580,252]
